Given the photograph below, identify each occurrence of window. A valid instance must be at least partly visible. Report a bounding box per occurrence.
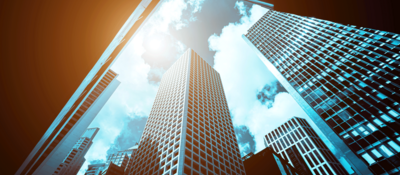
[366,123,377,132]
[351,131,359,137]
[361,153,375,165]
[380,145,394,157]
[371,149,382,158]
[388,141,400,153]
[373,119,385,127]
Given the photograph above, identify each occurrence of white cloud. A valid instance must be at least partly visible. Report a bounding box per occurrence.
[238,142,251,154]
[147,0,205,32]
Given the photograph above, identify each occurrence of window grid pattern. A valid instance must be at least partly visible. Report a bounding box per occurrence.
[127,50,189,175]
[106,152,129,169]
[266,117,347,175]
[22,70,117,175]
[127,49,245,175]
[184,51,245,175]
[245,10,400,175]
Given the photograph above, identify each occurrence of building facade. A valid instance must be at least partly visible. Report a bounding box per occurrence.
[18,70,120,175]
[54,128,99,175]
[265,117,347,175]
[101,162,125,175]
[242,147,299,175]
[126,49,246,175]
[243,0,400,34]
[85,163,106,175]
[243,9,400,175]
[106,146,138,171]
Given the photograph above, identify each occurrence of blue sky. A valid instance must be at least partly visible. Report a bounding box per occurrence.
[77,0,346,174]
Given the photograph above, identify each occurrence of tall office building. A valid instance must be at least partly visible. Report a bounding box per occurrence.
[243,9,400,175]
[127,49,246,175]
[85,163,106,175]
[265,117,347,175]
[106,146,138,170]
[18,70,120,175]
[54,128,99,175]
[244,0,400,34]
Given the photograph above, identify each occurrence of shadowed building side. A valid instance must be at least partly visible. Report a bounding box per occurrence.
[0,0,163,174]
[242,147,299,175]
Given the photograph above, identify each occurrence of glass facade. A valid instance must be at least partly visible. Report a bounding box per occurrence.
[54,128,99,175]
[244,9,400,175]
[19,70,119,175]
[265,117,347,175]
[127,49,245,175]
[106,146,137,170]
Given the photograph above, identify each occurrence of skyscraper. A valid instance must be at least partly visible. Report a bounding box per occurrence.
[243,9,400,175]
[243,0,400,34]
[106,146,138,170]
[54,128,99,175]
[17,70,120,175]
[265,117,347,175]
[127,49,246,175]
[85,163,106,175]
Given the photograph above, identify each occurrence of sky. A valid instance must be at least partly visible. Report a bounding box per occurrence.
[77,0,348,174]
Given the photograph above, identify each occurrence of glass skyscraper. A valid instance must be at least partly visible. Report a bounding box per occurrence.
[265,117,347,175]
[54,128,99,175]
[17,70,120,175]
[243,9,400,175]
[106,146,138,171]
[127,49,246,175]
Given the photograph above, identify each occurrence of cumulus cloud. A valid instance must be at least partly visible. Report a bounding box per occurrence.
[257,81,287,108]
[235,126,256,156]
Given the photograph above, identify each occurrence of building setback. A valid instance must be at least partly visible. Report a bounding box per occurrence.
[242,147,299,175]
[85,163,106,175]
[243,9,400,175]
[126,49,246,175]
[18,70,120,175]
[106,146,138,171]
[101,162,125,175]
[265,117,347,175]
[53,128,99,175]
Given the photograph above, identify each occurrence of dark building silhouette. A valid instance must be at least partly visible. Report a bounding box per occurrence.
[127,49,246,175]
[242,147,299,175]
[243,8,400,175]
[1,0,163,174]
[244,0,400,34]
[101,162,125,175]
